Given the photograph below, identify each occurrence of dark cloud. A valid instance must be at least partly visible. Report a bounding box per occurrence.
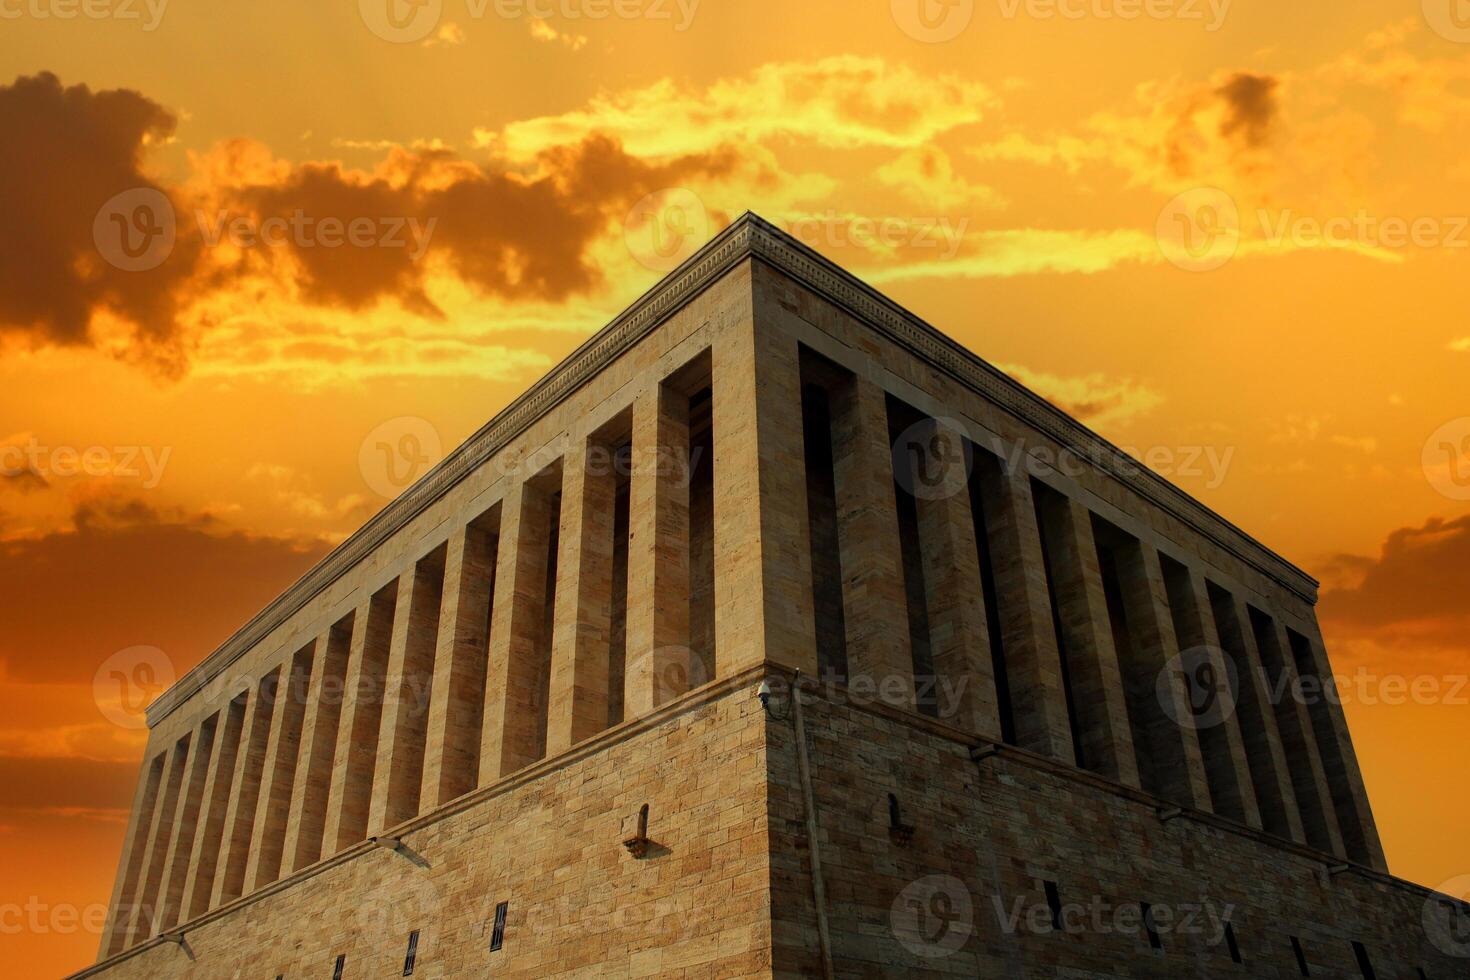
[0,71,745,373]
[0,496,330,684]
[222,134,740,316]
[1216,72,1279,148]
[0,73,200,362]
[1317,515,1470,652]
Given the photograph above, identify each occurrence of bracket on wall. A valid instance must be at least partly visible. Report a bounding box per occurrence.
[1327,862,1353,878]
[969,743,1002,764]
[623,803,652,858]
[160,932,196,961]
[1156,806,1185,824]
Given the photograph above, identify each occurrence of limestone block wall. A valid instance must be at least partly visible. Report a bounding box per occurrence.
[766,685,1461,979]
[83,676,773,979]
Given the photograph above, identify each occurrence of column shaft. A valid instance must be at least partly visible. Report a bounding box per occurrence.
[369,554,444,835]
[1111,542,1212,809]
[422,520,497,808]
[245,645,314,891]
[322,587,396,854]
[625,381,692,717]
[211,669,279,906]
[1035,494,1140,786]
[547,436,617,754]
[152,714,217,932]
[974,462,1075,761]
[125,734,190,946]
[283,623,353,874]
[481,477,559,781]
[907,419,1001,739]
[1256,613,1346,857]
[711,314,816,677]
[1216,594,1306,843]
[1165,564,1263,827]
[829,375,913,709]
[182,692,248,920]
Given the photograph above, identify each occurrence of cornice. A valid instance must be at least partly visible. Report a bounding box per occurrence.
[146,212,1316,728]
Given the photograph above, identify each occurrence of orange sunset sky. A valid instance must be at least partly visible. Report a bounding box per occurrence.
[3,0,1470,973]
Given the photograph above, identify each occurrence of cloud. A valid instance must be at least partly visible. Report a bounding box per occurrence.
[875,146,1005,210]
[998,364,1164,427]
[1216,73,1279,148]
[1318,515,1470,658]
[528,18,587,49]
[0,70,756,374]
[0,73,201,366]
[485,56,996,160]
[192,133,743,318]
[0,495,330,684]
[863,228,1159,282]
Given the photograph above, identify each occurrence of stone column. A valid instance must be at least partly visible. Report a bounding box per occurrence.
[1297,624,1384,868]
[829,374,914,710]
[125,734,190,946]
[245,645,314,891]
[152,713,217,933]
[711,301,817,678]
[1034,493,1139,787]
[100,751,164,956]
[1260,617,1346,858]
[422,519,497,809]
[1167,566,1263,828]
[283,623,354,874]
[182,691,248,921]
[625,381,692,717]
[1216,595,1306,844]
[975,459,1076,762]
[212,669,279,906]
[323,587,396,855]
[369,554,445,836]
[547,436,617,755]
[905,418,1001,739]
[1112,542,1212,809]
[481,476,559,782]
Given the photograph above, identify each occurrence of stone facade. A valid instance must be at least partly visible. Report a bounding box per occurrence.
[80,215,1466,979]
